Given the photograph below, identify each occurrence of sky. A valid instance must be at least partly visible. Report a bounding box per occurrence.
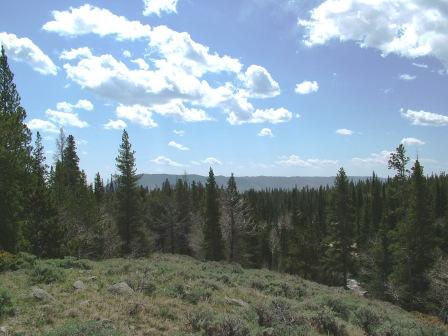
[1,0,447,179]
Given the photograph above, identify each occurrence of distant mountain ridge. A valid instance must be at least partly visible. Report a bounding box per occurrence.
[138,174,377,191]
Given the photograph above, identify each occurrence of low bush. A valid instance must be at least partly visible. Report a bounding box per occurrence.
[324,297,351,320]
[255,298,303,328]
[55,257,92,270]
[45,320,121,336]
[29,262,64,284]
[186,308,214,332]
[207,314,250,336]
[0,251,19,272]
[311,307,347,336]
[353,306,381,335]
[0,288,14,318]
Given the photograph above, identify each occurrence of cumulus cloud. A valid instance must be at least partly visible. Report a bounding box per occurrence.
[336,128,353,136]
[401,108,448,126]
[351,150,392,166]
[299,0,448,68]
[46,109,89,128]
[258,128,274,137]
[401,137,425,146]
[123,50,132,58]
[44,4,292,126]
[203,157,222,165]
[399,73,416,81]
[60,47,92,60]
[0,32,57,75]
[152,155,184,167]
[276,155,337,168]
[43,4,152,40]
[143,0,179,16]
[27,119,59,133]
[173,130,185,136]
[56,99,93,112]
[295,80,319,95]
[104,119,127,129]
[242,65,280,98]
[168,140,189,151]
[131,58,149,70]
[116,105,158,128]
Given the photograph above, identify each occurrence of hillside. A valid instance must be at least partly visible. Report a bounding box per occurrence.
[137,174,377,191]
[0,253,446,336]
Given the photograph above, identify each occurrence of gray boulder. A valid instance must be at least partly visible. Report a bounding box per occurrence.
[73,280,86,290]
[108,282,134,295]
[31,287,54,302]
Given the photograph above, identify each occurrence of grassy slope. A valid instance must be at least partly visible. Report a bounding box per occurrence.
[0,254,447,336]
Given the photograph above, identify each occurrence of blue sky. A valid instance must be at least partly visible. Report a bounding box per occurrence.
[1,0,447,179]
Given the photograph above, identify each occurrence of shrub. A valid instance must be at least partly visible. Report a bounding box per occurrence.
[255,298,303,328]
[186,308,214,332]
[0,251,18,272]
[0,288,14,318]
[353,306,381,335]
[29,262,64,284]
[311,307,347,336]
[207,314,250,336]
[45,320,121,336]
[324,297,351,320]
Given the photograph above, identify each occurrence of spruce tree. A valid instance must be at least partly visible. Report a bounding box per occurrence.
[115,129,148,256]
[94,172,105,203]
[175,177,192,255]
[392,159,435,307]
[0,46,32,251]
[325,167,354,287]
[203,168,225,260]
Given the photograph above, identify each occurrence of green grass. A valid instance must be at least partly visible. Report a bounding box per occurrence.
[0,253,447,335]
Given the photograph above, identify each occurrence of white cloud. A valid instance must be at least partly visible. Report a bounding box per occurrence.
[352,150,392,166]
[299,0,448,68]
[131,58,150,70]
[401,137,425,146]
[104,119,127,130]
[123,50,132,58]
[401,108,448,126]
[116,104,158,128]
[258,128,274,137]
[46,109,89,128]
[60,47,92,60]
[203,157,222,165]
[295,80,319,95]
[143,0,179,16]
[56,99,93,112]
[399,73,416,81]
[27,119,59,133]
[152,155,184,167]
[173,130,185,136]
[43,4,152,40]
[228,106,293,125]
[0,32,57,75]
[242,65,280,98]
[412,62,428,69]
[336,128,353,136]
[276,154,337,168]
[168,140,189,151]
[45,5,292,126]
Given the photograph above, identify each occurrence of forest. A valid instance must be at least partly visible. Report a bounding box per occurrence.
[1,44,447,325]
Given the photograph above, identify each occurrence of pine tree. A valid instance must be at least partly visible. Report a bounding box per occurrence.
[174,177,192,255]
[325,167,354,287]
[392,159,435,307]
[115,129,148,256]
[203,168,225,260]
[94,172,105,203]
[26,132,59,256]
[0,46,32,251]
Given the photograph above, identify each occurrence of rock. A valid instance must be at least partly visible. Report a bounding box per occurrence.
[224,296,248,307]
[73,280,86,290]
[347,278,368,297]
[86,276,97,281]
[108,282,134,295]
[0,326,8,335]
[31,287,54,302]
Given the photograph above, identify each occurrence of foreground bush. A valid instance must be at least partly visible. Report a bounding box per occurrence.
[28,262,65,284]
[0,288,14,318]
[45,321,121,336]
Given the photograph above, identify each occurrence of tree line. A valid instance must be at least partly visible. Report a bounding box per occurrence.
[1,47,447,318]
